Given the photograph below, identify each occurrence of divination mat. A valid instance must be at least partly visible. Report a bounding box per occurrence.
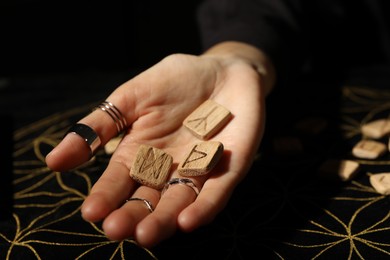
[1,70,390,259]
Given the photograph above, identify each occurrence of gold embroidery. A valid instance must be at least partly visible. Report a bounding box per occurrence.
[1,104,157,259]
[3,86,390,259]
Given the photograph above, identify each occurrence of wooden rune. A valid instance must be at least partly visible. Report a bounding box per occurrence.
[370,172,390,195]
[130,145,173,189]
[361,118,390,139]
[104,135,122,155]
[318,159,360,181]
[178,141,224,176]
[352,139,387,159]
[183,100,232,140]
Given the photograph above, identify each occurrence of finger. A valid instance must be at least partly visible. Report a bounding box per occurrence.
[102,186,160,241]
[46,90,136,171]
[177,172,236,232]
[81,159,136,223]
[134,174,205,248]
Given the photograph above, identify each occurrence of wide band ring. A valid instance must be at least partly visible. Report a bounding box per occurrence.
[66,123,101,156]
[97,101,128,135]
[162,178,200,196]
[125,198,154,213]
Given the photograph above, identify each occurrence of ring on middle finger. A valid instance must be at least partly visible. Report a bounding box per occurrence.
[125,197,154,213]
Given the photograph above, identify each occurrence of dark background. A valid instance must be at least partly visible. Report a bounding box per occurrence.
[0,0,203,76]
[2,2,390,259]
[0,0,204,130]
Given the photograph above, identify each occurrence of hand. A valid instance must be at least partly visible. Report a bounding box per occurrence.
[45,42,274,248]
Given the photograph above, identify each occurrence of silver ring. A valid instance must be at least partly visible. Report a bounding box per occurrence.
[97,101,128,135]
[162,178,200,196]
[125,198,154,213]
[66,123,101,156]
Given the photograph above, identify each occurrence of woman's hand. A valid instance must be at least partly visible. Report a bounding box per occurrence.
[45,41,274,248]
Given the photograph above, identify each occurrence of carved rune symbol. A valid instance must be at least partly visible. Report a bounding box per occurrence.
[139,147,167,179]
[178,141,224,177]
[130,145,173,189]
[182,145,208,168]
[187,106,218,131]
[183,100,232,140]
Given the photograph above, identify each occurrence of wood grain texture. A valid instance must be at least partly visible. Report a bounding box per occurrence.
[130,145,173,189]
[183,100,232,140]
[178,141,224,176]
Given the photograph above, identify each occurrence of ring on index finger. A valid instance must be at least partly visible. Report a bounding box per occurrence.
[97,101,128,135]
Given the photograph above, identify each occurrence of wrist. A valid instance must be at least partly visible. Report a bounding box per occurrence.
[201,41,276,96]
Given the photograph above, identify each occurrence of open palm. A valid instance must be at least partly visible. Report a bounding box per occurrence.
[46,52,267,248]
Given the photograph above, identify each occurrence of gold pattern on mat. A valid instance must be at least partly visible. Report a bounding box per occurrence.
[2,85,390,259]
[279,86,390,259]
[0,103,157,259]
[284,197,390,259]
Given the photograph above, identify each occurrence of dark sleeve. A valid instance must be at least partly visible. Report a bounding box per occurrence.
[196,0,307,84]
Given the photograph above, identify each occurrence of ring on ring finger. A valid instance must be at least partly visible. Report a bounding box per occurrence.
[161,178,200,197]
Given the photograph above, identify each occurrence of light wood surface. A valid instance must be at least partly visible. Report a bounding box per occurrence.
[130,145,173,189]
[183,100,231,140]
[178,141,224,176]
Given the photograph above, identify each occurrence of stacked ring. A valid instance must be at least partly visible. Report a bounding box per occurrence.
[125,198,154,213]
[97,101,128,134]
[162,178,200,196]
[66,123,101,157]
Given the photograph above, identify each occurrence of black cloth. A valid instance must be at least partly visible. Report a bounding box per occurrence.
[2,67,390,259]
[197,0,390,84]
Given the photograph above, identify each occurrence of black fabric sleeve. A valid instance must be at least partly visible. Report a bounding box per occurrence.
[196,0,308,84]
[197,0,390,85]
